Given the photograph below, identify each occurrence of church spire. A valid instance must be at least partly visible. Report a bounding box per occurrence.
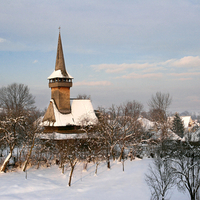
[46,30,73,114]
[55,31,67,76]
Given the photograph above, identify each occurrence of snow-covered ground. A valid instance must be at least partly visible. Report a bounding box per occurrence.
[0,158,189,200]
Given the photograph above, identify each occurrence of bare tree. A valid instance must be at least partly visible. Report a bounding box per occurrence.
[0,83,35,172]
[94,105,121,169]
[148,92,172,118]
[54,138,90,187]
[117,101,144,162]
[22,109,44,172]
[0,115,26,172]
[172,149,200,200]
[0,83,35,117]
[145,157,176,200]
[148,92,172,143]
[76,94,91,100]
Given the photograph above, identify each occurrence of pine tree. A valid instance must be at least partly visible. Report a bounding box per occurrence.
[172,113,185,138]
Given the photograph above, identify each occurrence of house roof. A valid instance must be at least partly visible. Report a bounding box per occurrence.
[42,99,98,127]
[181,116,192,128]
[48,69,73,79]
[152,129,182,141]
[138,117,154,131]
[39,132,88,140]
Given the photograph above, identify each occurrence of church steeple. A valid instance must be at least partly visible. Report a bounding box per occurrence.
[55,32,67,76]
[42,30,98,134]
[46,30,73,114]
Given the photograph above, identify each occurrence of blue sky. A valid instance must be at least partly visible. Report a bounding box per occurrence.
[0,0,200,112]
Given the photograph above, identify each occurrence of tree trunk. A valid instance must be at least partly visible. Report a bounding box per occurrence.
[36,160,40,169]
[190,193,195,200]
[68,159,78,187]
[68,165,75,187]
[62,165,64,174]
[36,152,41,169]
[111,149,115,161]
[118,147,124,162]
[1,152,12,173]
[107,155,110,169]
[83,162,88,171]
[95,161,99,175]
[22,139,35,172]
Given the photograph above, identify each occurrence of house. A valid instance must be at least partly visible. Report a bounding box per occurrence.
[169,115,194,132]
[41,31,98,140]
[181,116,194,132]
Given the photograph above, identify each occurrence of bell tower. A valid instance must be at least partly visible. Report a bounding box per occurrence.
[47,31,73,114]
[42,29,98,135]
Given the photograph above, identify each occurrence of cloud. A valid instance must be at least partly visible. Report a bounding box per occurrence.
[91,63,156,73]
[171,56,200,68]
[122,72,163,79]
[178,78,192,81]
[0,38,6,43]
[91,56,200,74]
[33,60,38,64]
[74,81,111,86]
[187,96,200,103]
[170,72,200,76]
[91,56,200,81]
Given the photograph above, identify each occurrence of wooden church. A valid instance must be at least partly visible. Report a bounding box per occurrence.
[42,31,97,139]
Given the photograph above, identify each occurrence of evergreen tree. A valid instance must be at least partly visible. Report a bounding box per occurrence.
[172,113,185,138]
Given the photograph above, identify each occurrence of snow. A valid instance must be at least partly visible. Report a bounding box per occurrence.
[183,128,200,142]
[138,117,154,131]
[181,116,192,128]
[48,69,73,79]
[39,132,88,140]
[42,99,98,127]
[152,129,182,141]
[0,159,188,200]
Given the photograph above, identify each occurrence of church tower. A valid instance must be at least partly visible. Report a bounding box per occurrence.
[47,31,73,114]
[42,30,97,136]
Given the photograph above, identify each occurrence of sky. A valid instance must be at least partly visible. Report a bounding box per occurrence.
[0,0,200,112]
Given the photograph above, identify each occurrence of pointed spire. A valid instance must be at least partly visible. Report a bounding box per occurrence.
[55,31,67,76]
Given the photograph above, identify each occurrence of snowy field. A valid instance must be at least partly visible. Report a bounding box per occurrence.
[0,158,189,200]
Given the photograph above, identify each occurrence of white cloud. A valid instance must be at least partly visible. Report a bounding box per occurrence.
[122,72,163,79]
[91,56,200,80]
[33,60,38,64]
[74,81,111,86]
[170,72,200,77]
[91,63,159,74]
[171,56,200,68]
[91,56,200,73]
[0,38,7,43]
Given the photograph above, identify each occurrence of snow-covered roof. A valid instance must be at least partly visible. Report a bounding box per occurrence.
[48,70,73,79]
[181,116,193,128]
[152,129,182,141]
[138,117,154,131]
[182,128,200,142]
[42,99,98,127]
[39,132,88,140]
